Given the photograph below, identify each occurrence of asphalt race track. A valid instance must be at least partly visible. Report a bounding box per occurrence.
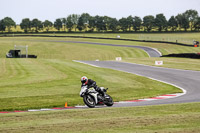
[50,40,162,57]
[76,60,200,107]
[52,40,199,107]
[1,40,198,113]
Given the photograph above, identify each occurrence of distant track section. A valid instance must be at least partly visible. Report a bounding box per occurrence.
[1,34,162,57]
[1,34,193,47]
[49,40,162,57]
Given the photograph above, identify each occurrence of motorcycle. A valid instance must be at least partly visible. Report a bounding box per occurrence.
[79,86,114,108]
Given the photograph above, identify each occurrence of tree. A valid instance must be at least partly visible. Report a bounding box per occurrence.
[107,18,119,32]
[77,13,90,32]
[143,15,155,32]
[61,18,67,31]
[80,13,90,31]
[2,17,16,32]
[31,19,43,32]
[127,16,133,31]
[88,16,96,32]
[54,19,62,31]
[155,14,167,31]
[103,16,111,31]
[168,16,178,31]
[119,17,128,32]
[184,9,199,31]
[66,15,74,32]
[194,17,200,31]
[43,20,53,32]
[20,18,31,33]
[77,16,84,32]
[95,16,106,32]
[66,14,80,32]
[71,14,80,31]
[181,13,190,31]
[133,16,142,31]
[176,13,189,31]
[175,14,182,31]
[0,19,6,32]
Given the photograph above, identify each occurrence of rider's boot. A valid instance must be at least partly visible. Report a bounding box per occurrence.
[96,87,105,96]
[96,87,110,99]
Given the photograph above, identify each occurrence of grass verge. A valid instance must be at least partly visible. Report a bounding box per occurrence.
[0,102,200,133]
[123,57,200,71]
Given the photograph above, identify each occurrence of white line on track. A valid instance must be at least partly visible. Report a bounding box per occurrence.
[73,60,99,67]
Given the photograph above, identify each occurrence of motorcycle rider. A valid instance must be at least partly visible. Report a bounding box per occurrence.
[81,76,106,97]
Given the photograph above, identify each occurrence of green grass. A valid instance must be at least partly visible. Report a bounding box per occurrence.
[13,36,199,71]
[123,57,200,71]
[0,35,200,132]
[0,36,199,111]
[0,37,149,59]
[0,59,180,111]
[33,32,200,45]
[1,36,200,57]
[1,102,200,133]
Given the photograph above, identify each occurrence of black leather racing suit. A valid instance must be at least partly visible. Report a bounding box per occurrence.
[81,79,104,95]
[81,79,97,89]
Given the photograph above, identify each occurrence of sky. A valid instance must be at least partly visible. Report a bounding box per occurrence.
[1,0,200,24]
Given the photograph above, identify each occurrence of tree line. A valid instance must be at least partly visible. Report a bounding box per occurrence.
[1,9,200,33]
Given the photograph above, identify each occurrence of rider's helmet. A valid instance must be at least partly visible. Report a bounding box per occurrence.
[81,76,88,84]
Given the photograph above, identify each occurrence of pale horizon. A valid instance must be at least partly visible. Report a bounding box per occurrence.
[1,0,200,24]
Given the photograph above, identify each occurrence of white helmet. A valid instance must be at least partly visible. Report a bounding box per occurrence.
[81,76,88,84]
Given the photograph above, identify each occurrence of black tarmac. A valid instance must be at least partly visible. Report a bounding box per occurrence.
[77,61,200,107]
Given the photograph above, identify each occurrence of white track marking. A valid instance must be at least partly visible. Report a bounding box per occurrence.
[73,60,99,67]
[28,109,41,112]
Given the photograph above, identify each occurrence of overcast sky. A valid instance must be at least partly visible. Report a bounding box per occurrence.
[1,0,200,24]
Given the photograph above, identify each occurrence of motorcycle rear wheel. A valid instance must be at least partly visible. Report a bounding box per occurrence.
[83,95,96,108]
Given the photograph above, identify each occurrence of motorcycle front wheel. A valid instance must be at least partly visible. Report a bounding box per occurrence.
[104,94,114,106]
[83,95,96,108]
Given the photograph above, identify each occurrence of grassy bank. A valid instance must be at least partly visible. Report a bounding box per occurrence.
[1,102,200,133]
[0,37,148,59]
[0,35,200,132]
[1,37,200,57]
[0,36,199,110]
[0,59,180,111]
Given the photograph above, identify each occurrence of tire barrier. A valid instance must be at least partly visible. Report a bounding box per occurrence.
[162,53,200,59]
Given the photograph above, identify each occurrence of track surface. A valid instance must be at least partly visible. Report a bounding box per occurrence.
[1,40,198,113]
[29,40,200,107]
[14,39,162,57]
[77,61,200,107]
[50,40,162,57]
[56,40,199,107]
